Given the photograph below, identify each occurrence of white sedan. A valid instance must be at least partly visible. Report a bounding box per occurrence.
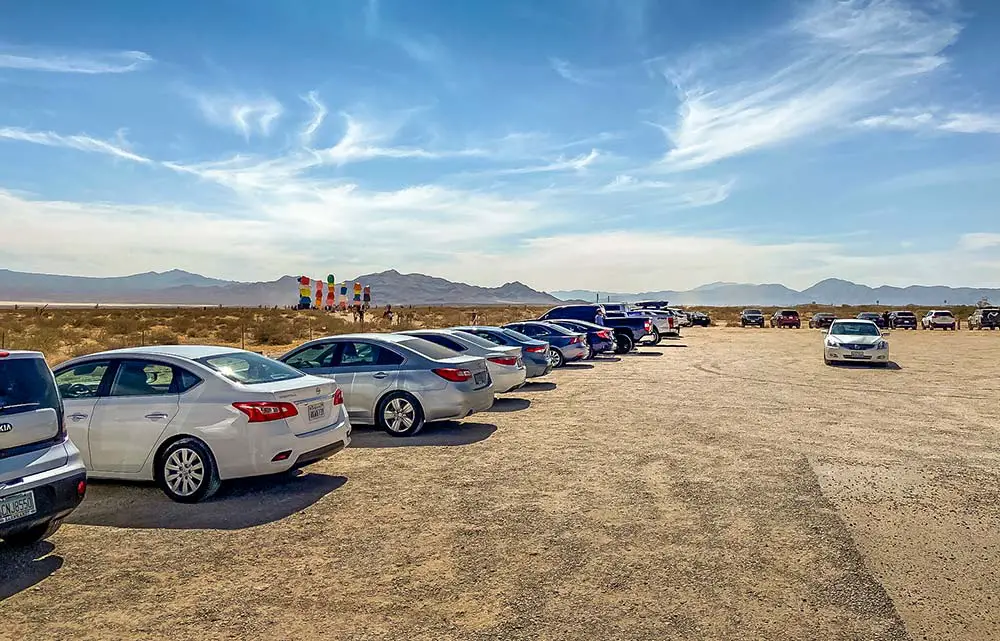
[53,346,352,502]
[823,319,890,367]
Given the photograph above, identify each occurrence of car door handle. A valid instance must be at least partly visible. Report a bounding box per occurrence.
[372,372,388,379]
[145,412,170,420]
[69,413,89,421]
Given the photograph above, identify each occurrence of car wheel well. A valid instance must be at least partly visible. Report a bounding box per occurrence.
[152,434,216,481]
[375,389,422,417]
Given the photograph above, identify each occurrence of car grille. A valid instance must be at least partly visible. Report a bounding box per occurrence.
[841,343,875,350]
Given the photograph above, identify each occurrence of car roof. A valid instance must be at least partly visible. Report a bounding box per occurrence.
[87,344,249,359]
[313,332,414,343]
[832,318,878,325]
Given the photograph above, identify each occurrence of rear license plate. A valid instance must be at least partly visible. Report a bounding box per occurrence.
[850,351,865,358]
[474,371,488,386]
[307,402,325,422]
[0,490,37,525]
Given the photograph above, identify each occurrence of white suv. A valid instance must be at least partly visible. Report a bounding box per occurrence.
[922,310,957,330]
[1,350,87,546]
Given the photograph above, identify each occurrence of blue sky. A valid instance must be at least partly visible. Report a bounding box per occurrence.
[1,0,998,290]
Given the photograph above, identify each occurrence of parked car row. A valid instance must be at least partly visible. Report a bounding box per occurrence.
[744,308,998,332]
[4,301,679,540]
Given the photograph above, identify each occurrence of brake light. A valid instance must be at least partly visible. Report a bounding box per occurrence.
[233,401,299,423]
[433,368,473,382]
[525,345,548,353]
[569,336,582,344]
[597,330,611,339]
[668,318,674,329]
[488,356,518,366]
[644,320,652,332]
[0,351,8,358]
[333,388,344,406]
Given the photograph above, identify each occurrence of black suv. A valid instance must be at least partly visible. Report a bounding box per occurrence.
[888,311,917,330]
[969,307,1000,330]
[740,309,765,327]
[808,313,835,329]
[1,350,87,546]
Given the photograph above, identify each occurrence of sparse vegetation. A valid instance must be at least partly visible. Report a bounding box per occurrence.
[0,303,982,363]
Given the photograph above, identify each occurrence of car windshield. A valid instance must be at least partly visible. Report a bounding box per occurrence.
[196,352,304,384]
[397,338,461,361]
[830,322,881,336]
[745,310,762,314]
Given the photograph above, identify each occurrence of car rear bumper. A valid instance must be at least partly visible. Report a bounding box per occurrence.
[561,343,588,361]
[826,347,889,363]
[525,359,552,378]
[590,338,614,353]
[0,461,87,539]
[424,384,495,422]
[228,408,352,479]
[493,367,527,393]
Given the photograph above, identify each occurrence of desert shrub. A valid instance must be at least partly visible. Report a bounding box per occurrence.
[147,328,181,345]
[253,315,296,345]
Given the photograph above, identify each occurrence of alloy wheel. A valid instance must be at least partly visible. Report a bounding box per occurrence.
[384,397,416,433]
[164,448,205,497]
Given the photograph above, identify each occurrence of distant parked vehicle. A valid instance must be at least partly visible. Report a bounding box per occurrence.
[922,310,957,330]
[687,311,711,327]
[740,309,766,327]
[451,326,552,378]
[824,319,890,367]
[398,329,526,393]
[602,303,629,315]
[626,309,677,343]
[54,346,352,502]
[888,311,918,330]
[633,300,671,310]
[856,312,887,329]
[1,350,88,546]
[537,305,650,354]
[668,308,692,327]
[545,319,616,357]
[504,321,588,368]
[808,313,835,329]
[281,334,493,437]
[968,307,1000,330]
[770,310,801,329]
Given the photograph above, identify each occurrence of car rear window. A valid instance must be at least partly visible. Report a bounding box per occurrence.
[501,328,534,343]
[933,311,953,317]
[538,323,574,335]
[781,310,799,316]
[196,352,304,384]
[397,338,461,361]
[454,332,501,350]
[0,357,61,417]
[895,312,915,317]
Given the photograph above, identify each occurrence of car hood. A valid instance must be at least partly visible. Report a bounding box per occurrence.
[829,334,882,345]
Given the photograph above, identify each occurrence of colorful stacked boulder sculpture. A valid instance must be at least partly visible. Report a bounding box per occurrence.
[325,275,336,309]
[298,276,312,309]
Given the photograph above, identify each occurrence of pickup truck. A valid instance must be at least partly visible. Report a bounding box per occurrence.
[538,304,651,354]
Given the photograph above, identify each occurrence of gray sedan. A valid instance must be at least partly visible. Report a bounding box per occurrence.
[279,333,494,436]
[397,329,527,393]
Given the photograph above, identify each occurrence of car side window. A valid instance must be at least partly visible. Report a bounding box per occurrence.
[55,360,112,399]
[284,343,338,369]
[174,368,203,394]
[110,360,175,397]
[520,325,541,337]
[472,331,502,345]
[336,342,397,367]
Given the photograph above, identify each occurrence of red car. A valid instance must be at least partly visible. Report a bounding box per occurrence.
[770,309,801,328]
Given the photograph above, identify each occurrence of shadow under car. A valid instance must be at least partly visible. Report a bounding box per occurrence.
[0,541,62,602]
[66,472,347,530]
[348,421,497,448]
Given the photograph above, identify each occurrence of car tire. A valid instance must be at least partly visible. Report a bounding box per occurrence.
[550,348,566,368]
[156,438,221,503]
[646,327,662,345]
[614,333,634,354]
[824,358,831,366]
[2,519,62,546]
[377,392,425,437]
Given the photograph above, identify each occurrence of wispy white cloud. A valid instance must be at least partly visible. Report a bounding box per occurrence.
[0,47,152,74]
[488,149,600,176]
[658,0,960,170]
[299,91,328,145]
[549,57,595,85]
[858,108,1000,134]
[0,127,151,163]
[959,233,1000,252]
[193,92,284,139]
[598,174,733,207]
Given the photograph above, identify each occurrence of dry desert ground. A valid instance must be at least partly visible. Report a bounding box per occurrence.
[2,326,998,640]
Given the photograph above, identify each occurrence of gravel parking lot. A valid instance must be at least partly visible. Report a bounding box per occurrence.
[2,327,998,640]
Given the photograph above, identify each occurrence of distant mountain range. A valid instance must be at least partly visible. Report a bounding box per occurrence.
[0,268,561,306]
[2,268,996,307]
[554,278,1000,307]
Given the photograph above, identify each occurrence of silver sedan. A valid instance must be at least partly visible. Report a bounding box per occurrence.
[279,333,495,436]
[397,329,527,393]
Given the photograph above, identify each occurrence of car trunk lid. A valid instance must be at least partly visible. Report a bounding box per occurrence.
[250,376,339,436]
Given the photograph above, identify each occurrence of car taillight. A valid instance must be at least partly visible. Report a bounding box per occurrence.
[569,336,582,344]
[644,320,652,331]
[668,318,674,329]
[525,345,547,353]
[597,330,610,339]
[233,401,299,423]
[433,368,472,382]
[0,351,8,358]
[77,479,87,498]
[333,388,344,406]
[488,356,518,366]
